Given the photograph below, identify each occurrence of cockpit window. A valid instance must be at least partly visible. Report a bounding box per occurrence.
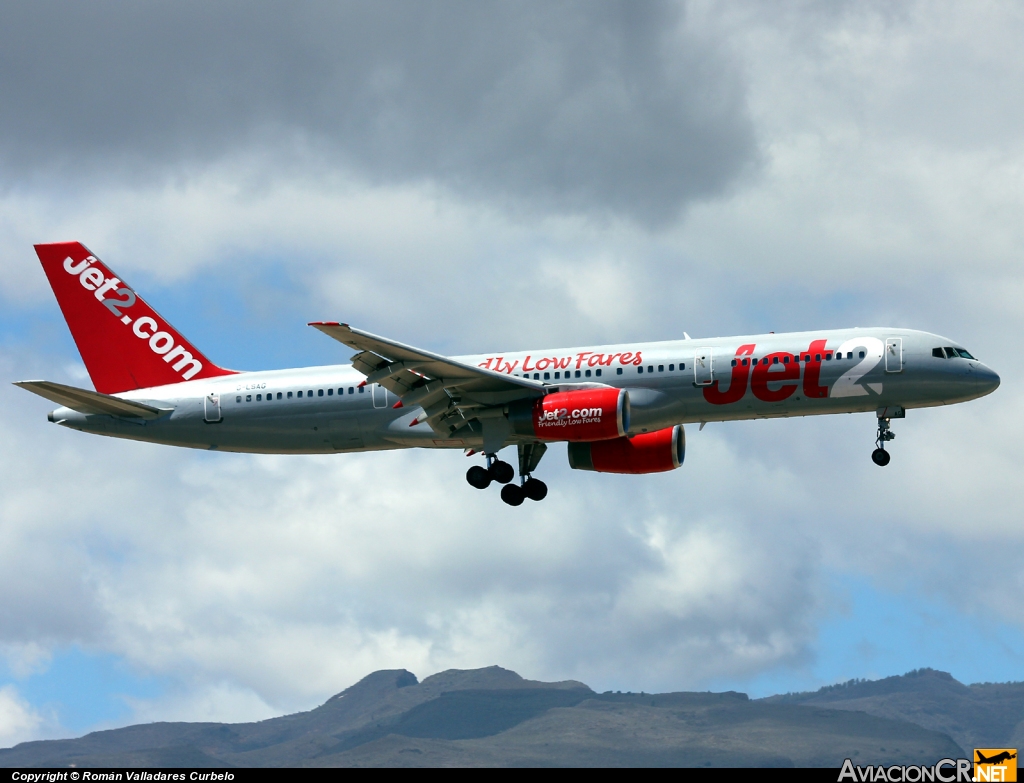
[954,348,976,360]
[943,347,957,359]
[932,348,945,358]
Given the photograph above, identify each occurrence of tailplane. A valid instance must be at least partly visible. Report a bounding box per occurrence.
[34,242,236,393]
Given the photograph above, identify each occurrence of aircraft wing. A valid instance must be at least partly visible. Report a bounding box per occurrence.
[309,322,545,433]
[13,380,173,419]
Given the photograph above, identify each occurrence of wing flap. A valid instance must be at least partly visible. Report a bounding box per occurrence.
[14,380,172,419]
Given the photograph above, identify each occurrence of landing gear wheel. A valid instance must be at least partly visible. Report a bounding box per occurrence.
[489,460,515,484]
[871,448,890,467]
[500,483,525,506]
[466,465,492,489]
[522,478,548,501]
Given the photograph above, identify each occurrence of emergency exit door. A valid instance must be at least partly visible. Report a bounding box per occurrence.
[694,349,714,386]
[204,393,222,423]
[885,338,903,373]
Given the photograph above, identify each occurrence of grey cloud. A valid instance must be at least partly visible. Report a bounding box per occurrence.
[0,1,757,225]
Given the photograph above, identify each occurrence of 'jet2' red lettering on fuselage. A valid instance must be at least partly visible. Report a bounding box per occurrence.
[704,340,835,405]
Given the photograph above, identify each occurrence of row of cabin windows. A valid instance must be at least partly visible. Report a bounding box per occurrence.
[636,363,685,374]
[932,347,976,359]
[516,363,691,380]
[236,385,368,403]
[516,369,605,380]
[728,350,867,367]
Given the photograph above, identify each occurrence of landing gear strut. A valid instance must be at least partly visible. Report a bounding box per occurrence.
[872,406,904,467]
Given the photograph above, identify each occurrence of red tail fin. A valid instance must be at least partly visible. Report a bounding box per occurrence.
[35,242,236,394]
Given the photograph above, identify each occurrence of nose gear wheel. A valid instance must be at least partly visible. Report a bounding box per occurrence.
[872,412,898,466]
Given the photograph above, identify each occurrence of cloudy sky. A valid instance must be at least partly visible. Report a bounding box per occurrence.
[1,0,1022,745]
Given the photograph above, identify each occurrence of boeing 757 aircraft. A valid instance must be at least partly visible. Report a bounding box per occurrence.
[16,243,1000,506]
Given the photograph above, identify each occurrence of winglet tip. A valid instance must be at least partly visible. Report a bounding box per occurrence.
[308,321,341,327]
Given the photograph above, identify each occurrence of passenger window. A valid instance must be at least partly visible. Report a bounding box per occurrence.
[534,373,540,380]
[554,372,560,379]
[287,391,293,398]
[595,369,602,376]
[328,388,333,396]
[731,359,737,367]
[297,390,302,398]
[815,354,821,361]
[616,368,623,375]
[932,347,944,358]
[638,366,644,373]
[308,390,313,396]
[256,394,261,401]
[825,353,832,360]
[648,366,653,373]
[680,363,685,370]
[585,369,592,377]
[318,389,324,397]
[859,351,865,358]
[277,393,282,400]
[772,357,779,364]
[236,396,241,403]
[246,395,252,402]
[669,364,675,371]
[348,387,353,394]
[658,365,664,372]
[544,372,550,380]
[742,359,748,366]
[575,370,581,378]
[358,387,364,394]
[783,356,790,363]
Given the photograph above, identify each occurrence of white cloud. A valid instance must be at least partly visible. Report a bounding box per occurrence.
[0,685,46,748]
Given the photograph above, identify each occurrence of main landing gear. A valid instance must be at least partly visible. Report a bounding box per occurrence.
[871,406,904,467]
[465,443,548,505]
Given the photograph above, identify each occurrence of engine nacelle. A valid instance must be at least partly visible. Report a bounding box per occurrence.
[567,425,684,474]
[509,388,629,442]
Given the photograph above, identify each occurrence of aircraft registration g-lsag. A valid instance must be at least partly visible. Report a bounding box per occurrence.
[17,242,1000,506]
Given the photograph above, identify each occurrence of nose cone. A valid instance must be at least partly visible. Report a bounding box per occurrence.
[975,365,1000,397]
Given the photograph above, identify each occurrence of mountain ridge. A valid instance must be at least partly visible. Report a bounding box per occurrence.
[2,666,1014,768]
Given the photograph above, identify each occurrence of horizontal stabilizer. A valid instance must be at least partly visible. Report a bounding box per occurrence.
[13,380,172,419]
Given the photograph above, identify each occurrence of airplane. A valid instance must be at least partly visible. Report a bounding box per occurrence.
[15,242,1000,506]
[976,751,1017,765]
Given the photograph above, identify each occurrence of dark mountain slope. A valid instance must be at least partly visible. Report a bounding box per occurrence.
[764,668,1024,752]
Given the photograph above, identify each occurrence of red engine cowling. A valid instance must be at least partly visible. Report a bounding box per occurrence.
[567,425,685,474]
[509,388,629,442]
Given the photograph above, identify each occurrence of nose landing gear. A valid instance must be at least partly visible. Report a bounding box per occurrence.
[871,406,904,466]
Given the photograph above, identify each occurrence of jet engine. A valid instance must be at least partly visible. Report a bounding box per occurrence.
[567,425,684,474]
[508,388,629,442]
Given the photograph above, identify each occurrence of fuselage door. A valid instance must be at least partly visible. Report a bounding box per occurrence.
[372,383,387,408]
[694,349,714,386]
[204,392,222,423]
[885,338,903,373]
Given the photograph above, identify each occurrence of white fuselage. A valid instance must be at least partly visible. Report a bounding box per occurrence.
[48,327,999,454]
